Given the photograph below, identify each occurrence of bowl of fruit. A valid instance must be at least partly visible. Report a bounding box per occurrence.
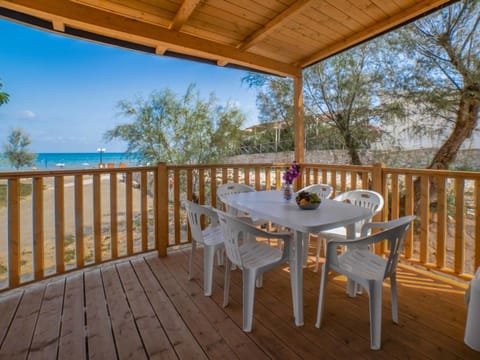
[295,191,321,210]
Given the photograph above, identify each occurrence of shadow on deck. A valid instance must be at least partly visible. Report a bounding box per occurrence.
[0,248,477,359]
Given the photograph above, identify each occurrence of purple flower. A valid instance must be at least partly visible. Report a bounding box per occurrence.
[283,161,301,185]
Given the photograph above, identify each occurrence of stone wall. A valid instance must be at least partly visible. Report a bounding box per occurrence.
[226,148,480,170]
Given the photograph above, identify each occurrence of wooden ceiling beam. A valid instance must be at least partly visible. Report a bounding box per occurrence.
[0,0,300,77]
[237,0,314,51]
[169,0,202,31]
[299,0,455,67]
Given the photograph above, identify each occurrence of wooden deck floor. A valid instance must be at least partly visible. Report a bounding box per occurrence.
[0,248,477,359]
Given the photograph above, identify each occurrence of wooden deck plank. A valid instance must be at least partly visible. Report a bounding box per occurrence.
[115,260,177,359]
[181,247,371,360]
[0,285,44,360]
[161,252,271,360]
[101,265,147,360]
[29,279,65,359]
[146,255,241,359]
[58,273,87,360]
[131,258,208,360]
[84,269,117,359]
[0,291,22,346]
[0,251,477,359]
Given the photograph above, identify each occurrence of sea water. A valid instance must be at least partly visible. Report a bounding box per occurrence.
[0,152,141,171]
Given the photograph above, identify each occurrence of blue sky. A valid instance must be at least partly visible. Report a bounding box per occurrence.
[0,18,260,153]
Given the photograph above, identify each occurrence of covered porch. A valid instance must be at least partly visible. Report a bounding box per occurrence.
[0,249,476,359]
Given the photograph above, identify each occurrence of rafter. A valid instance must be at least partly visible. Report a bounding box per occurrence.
[169,0,202,31]
[0,0,299,76]
[299,0,455,67]
[237,0,314,51]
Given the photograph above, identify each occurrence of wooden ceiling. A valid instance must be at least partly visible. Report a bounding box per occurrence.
[0,0,456,77]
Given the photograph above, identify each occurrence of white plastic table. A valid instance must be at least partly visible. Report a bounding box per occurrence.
[223,190,372,326]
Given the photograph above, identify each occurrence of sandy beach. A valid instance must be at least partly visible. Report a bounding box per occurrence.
[0,174,148,281]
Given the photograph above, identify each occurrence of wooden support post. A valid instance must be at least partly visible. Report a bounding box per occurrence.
[293,73,304,190]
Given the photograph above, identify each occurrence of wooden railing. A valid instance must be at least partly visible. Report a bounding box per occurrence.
[0,166,159,290]
[1,161,478,291]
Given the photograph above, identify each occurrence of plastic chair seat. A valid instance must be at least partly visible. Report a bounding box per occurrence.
[239,241,283,269]
[202,225,224,246]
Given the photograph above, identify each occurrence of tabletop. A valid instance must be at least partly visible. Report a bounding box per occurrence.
[223,190,373,234]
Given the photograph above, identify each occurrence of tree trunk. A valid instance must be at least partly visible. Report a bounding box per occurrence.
[413,89,479,207]
[343,132,363,165]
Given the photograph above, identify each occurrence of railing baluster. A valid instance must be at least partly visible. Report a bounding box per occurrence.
[141,171,148,252]
[55,176,65,274]
[420,175,430,264]
[33,177,44,280]
[404,175,414,259]
[126,172,133,255]
[173,169,180,245]
[436,176,447,269]
[110,172,118,259]
[74,175,84,268]
[454,178,465,274]
[93,173,101,264]
[255,167,260,190]
[8,178,20,288]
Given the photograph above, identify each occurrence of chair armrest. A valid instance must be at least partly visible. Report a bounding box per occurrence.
[360,216,417,237]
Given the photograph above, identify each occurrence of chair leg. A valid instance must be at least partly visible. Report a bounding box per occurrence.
[188,241,197,280]
[390,274,398,324]
[203,246,215,296]
[368,281,383,350]
[315,262,329,328]
[223,258,231,307]
[243,269,257,332]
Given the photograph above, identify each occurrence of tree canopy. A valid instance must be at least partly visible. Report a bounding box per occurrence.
[396,0,480,170]
[3,128,36,170]
[104,84,246,165]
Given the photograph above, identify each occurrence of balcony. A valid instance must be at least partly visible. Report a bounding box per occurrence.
[0,162,479,356]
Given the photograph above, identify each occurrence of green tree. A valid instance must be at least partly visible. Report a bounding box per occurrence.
[104,84,246,164]
[3,129,36,170]
[244,40,401,165]
[0,79,9,106]
[399,0,480,170]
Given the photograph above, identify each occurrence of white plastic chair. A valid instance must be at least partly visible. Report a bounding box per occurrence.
[217,182,269,237]
[296,184,333,266]
[217,183,257,217]
[313,189,384,271]
[184,200,224,296]
[315,215,415,350]
[216,210,292,332]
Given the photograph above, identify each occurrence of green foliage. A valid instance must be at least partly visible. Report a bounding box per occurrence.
[244,40,402,164]
[0,79,9,106]
[392,0,480,169]
[104,84,246,164]
[3,129,36,170]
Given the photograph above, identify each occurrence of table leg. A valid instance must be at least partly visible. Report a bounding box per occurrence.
[290,230,304,326]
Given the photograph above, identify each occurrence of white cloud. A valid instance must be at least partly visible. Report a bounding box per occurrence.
[17,110,36,120]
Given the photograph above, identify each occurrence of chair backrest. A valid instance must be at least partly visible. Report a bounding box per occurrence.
[383,216,415,277]
[184,200,218,245]
[297,184,333,200]
[216,210,250,268]
[334,190,384,233]
[217,183,255,215]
